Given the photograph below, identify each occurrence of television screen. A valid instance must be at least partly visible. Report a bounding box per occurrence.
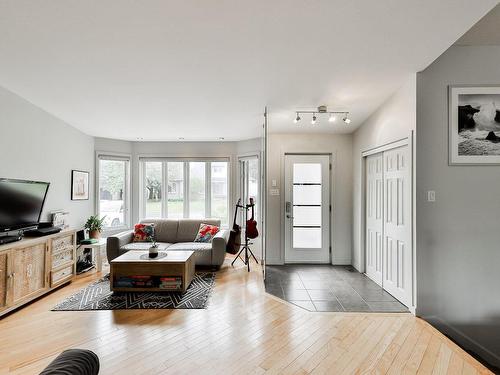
[0,179,50,232]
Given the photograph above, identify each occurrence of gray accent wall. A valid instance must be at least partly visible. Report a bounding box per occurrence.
[0,85,95,229]
[416,45,500,367]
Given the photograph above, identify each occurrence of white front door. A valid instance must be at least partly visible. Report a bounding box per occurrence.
[365,152,383,285]
[382,145,412,306]
[284,154,330,263]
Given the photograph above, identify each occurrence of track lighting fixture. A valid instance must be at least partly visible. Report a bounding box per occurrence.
[293,106,350,126]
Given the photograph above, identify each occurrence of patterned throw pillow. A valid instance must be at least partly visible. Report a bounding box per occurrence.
[133,223,155,242]
[194,223,220,243]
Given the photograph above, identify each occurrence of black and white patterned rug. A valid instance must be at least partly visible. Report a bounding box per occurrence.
[52,272,215,311]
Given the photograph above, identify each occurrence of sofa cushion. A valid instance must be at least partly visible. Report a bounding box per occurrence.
[194,223,220,243]
[121,242,171,251]
[140,219,178,243]
[176,219,221,242]
[167,242,212,252]
[133,223,155,242]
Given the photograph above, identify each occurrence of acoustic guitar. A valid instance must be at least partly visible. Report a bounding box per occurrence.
[226,199,241,254]
[246,198,259,239]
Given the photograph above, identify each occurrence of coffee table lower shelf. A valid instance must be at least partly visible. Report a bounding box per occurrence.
[109,250,195,293]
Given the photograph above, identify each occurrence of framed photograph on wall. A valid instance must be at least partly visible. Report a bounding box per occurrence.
[449,85,500,165]
[71,170,89,200]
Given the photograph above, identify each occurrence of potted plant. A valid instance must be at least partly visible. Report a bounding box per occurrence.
[84,215,106,239]
[147,231,159,258]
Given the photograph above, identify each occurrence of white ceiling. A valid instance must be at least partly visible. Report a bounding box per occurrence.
[0,1,497,141]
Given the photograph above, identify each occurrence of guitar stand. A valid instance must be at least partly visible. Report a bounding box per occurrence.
[231,202,259,272]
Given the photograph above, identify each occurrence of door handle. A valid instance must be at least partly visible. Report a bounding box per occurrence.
[286,214,294,219]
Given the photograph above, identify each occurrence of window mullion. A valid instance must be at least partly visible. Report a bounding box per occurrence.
[206,162,211,218]
[163,162,168,218]
[184,162,189,218]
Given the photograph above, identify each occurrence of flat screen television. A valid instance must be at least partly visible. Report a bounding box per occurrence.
[0,178,50,232]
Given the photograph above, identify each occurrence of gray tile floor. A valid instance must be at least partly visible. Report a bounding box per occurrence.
[265,264,408,312]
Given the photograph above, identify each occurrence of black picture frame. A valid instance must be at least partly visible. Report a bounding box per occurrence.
[71,170,90,200]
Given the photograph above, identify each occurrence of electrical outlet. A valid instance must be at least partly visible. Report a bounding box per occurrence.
[427,190,436,202]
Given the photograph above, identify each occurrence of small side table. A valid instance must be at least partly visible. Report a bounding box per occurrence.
[81,239,107,272]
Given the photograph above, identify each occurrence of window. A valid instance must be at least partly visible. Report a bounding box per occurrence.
[141,159,229,225]
[167,162,184,218]
[239,156,259,225]
[98,155,130,230]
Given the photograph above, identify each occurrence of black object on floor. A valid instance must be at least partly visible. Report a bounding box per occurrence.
[264,264,408,313]
[52,273,215,310]
[40,349,99,375]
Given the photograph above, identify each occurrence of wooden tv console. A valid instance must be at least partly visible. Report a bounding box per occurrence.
[0,228,76,318]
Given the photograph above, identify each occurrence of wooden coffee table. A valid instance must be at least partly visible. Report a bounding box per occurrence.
[110,250,195,293]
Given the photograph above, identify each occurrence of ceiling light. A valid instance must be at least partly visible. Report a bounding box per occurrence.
[219,137,225,140]
[292,106,350,126]
[178,137,185,140]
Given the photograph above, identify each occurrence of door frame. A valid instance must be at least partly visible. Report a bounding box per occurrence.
[281,152,333,264]
[360,131,416,313]
[237,153,262,260]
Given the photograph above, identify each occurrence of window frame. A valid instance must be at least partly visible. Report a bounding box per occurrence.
[238,154,260,226]
[95,152,131,234]
[139,157,230,226]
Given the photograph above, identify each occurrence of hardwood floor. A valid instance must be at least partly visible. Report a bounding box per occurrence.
[0,256,493,374]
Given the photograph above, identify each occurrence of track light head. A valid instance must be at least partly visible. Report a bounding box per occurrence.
[343,115,351,124]
[328,114,336,123]
[311,113,317,125]
[294,113,301,123]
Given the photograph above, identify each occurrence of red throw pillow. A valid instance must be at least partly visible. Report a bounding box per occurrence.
[194,223,220,243]
[133,223,155,242]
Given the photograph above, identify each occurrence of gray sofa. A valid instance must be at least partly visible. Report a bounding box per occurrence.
[106,218,228,267]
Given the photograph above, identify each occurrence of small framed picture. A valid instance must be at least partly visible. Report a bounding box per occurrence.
[449,85,500,165]
[71,170,89,200]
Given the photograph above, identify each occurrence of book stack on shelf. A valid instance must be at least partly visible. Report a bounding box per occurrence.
[115,276,154,288]
[159,276,182,290]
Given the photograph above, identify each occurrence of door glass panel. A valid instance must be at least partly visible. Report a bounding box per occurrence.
[293,206,321,226]
[293,185,321,205]
[293,163,321,184]
[167,162,184,218]
[292,162,323,249]
[144,162,162,218]
[293,228,321,248]
[189,162,206,218]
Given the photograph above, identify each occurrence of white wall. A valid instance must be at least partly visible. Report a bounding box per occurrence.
[416,45,500,367]
[351,75,417,271]
[266,133,353,265]
[0,86,94,229]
